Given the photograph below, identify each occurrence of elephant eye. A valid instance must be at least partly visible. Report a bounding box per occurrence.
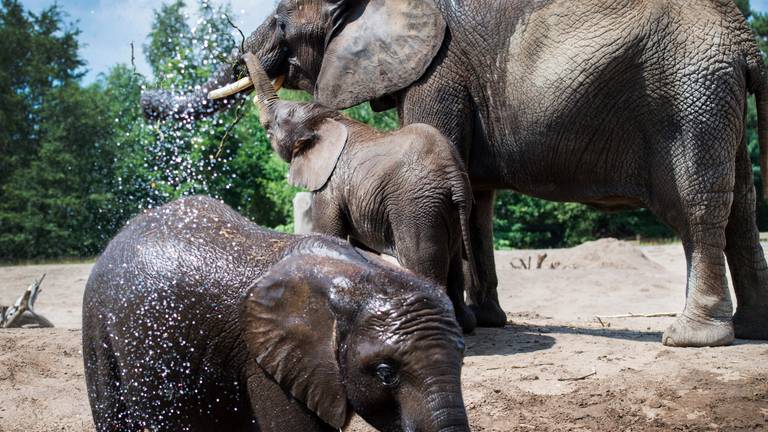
[275,15,287,36]
[376,363,399,388]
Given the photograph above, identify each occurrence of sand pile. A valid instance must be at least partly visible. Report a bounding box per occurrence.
[558,238,664,271]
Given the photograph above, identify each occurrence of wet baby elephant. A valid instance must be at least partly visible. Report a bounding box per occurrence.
[82,196,469,432]
[243,54,478,333]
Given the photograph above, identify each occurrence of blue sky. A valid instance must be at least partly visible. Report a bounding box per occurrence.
[19,0,768,83]
[20,0,276,82]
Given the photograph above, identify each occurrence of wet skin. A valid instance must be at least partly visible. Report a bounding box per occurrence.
[82,196,469,432]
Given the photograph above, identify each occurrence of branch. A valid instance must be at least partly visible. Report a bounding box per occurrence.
[215,99,247,160]
[596,312,677,319]
[130,42,145,80]
[558,368,596,382]
[225,13,246,55]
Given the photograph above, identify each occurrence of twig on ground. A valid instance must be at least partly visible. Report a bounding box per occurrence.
[596,312,677,319]
[558,367,597,382]
[487,363,555,371]
[509,362,554,369]
[595,316,608,328]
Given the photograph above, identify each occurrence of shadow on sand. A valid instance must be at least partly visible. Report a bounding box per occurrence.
[465,322,767,357]
[465,322,663,357]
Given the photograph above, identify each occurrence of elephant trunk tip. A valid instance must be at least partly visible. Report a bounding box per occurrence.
[140,90,167,121]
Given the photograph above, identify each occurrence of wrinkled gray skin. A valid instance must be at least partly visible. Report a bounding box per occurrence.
[142,0,768,347]
[82,196,469,432]
[244,54,478,333]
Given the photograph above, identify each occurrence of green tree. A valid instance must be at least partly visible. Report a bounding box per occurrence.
[736,0,752,19]
[0,1,120,260]
[0,0,83,187]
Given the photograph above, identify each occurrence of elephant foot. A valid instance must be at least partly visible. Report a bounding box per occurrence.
[734,305,768,340]
[662,315,734,347]
[468,300,506,328]
[455,303,477,334]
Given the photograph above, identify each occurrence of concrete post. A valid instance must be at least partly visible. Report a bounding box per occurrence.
[293,192,314,234]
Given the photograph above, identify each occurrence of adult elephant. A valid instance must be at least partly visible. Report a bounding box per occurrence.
[142,0,768,347]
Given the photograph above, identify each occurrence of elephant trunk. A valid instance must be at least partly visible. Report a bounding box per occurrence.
[429,394,470,432]
[140,64,241,121]
[421,373,470,432]
[243,52,280,121]
[140,15,283,122]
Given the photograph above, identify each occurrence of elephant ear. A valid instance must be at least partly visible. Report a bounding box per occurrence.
[289,118,348,191]
[241,255,348,429]
[316,0,446,109]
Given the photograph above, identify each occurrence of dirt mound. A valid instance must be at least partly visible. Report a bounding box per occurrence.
[0,329,91,432]
[559,238,662,271]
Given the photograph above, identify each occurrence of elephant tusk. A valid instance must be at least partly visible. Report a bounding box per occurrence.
[208,77,254,100]
[272,75,284,92]
[208,75,285,100]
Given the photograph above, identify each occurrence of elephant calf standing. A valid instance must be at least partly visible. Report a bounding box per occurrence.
[244,54,478,333]
[82,196,469,432]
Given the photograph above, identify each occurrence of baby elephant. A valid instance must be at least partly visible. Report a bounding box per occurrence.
[244,53,478,333]
[82,196,469,432]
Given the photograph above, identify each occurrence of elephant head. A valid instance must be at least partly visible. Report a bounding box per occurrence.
[241,242,469,431]
[141,0,446,120]
[244,52,347,191]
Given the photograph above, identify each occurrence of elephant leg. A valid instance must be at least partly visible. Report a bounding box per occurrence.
[394,227,476,333]
[309,195,347,238]
[448,250,477,334]
[663,221,735,347]
[466,190,506,327]
[651,154,736,346]
[725,132,768,340]
[83,329,133,432]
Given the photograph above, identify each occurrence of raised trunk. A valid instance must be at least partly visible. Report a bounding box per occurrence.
[141,15,282,121]
[243,53,279,108]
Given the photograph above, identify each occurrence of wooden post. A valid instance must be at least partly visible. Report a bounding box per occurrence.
[293,192,314,235]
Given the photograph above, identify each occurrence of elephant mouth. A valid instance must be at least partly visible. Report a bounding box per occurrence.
[208,75,284,100]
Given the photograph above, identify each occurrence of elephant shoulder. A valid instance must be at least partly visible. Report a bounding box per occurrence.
[397,123,451,148]
[397,123,461,164]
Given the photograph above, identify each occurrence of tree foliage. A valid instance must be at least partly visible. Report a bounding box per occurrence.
[1,0,767,260]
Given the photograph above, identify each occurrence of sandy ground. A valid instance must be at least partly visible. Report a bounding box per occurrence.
[1,239,767,431]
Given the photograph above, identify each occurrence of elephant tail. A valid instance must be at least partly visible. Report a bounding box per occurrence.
[448,167,479,291]
[747,50,768,199]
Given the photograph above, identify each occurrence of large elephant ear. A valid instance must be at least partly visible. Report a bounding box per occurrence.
[316,0,446,109]
[241,255,348,429]
[289,118,348,191]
